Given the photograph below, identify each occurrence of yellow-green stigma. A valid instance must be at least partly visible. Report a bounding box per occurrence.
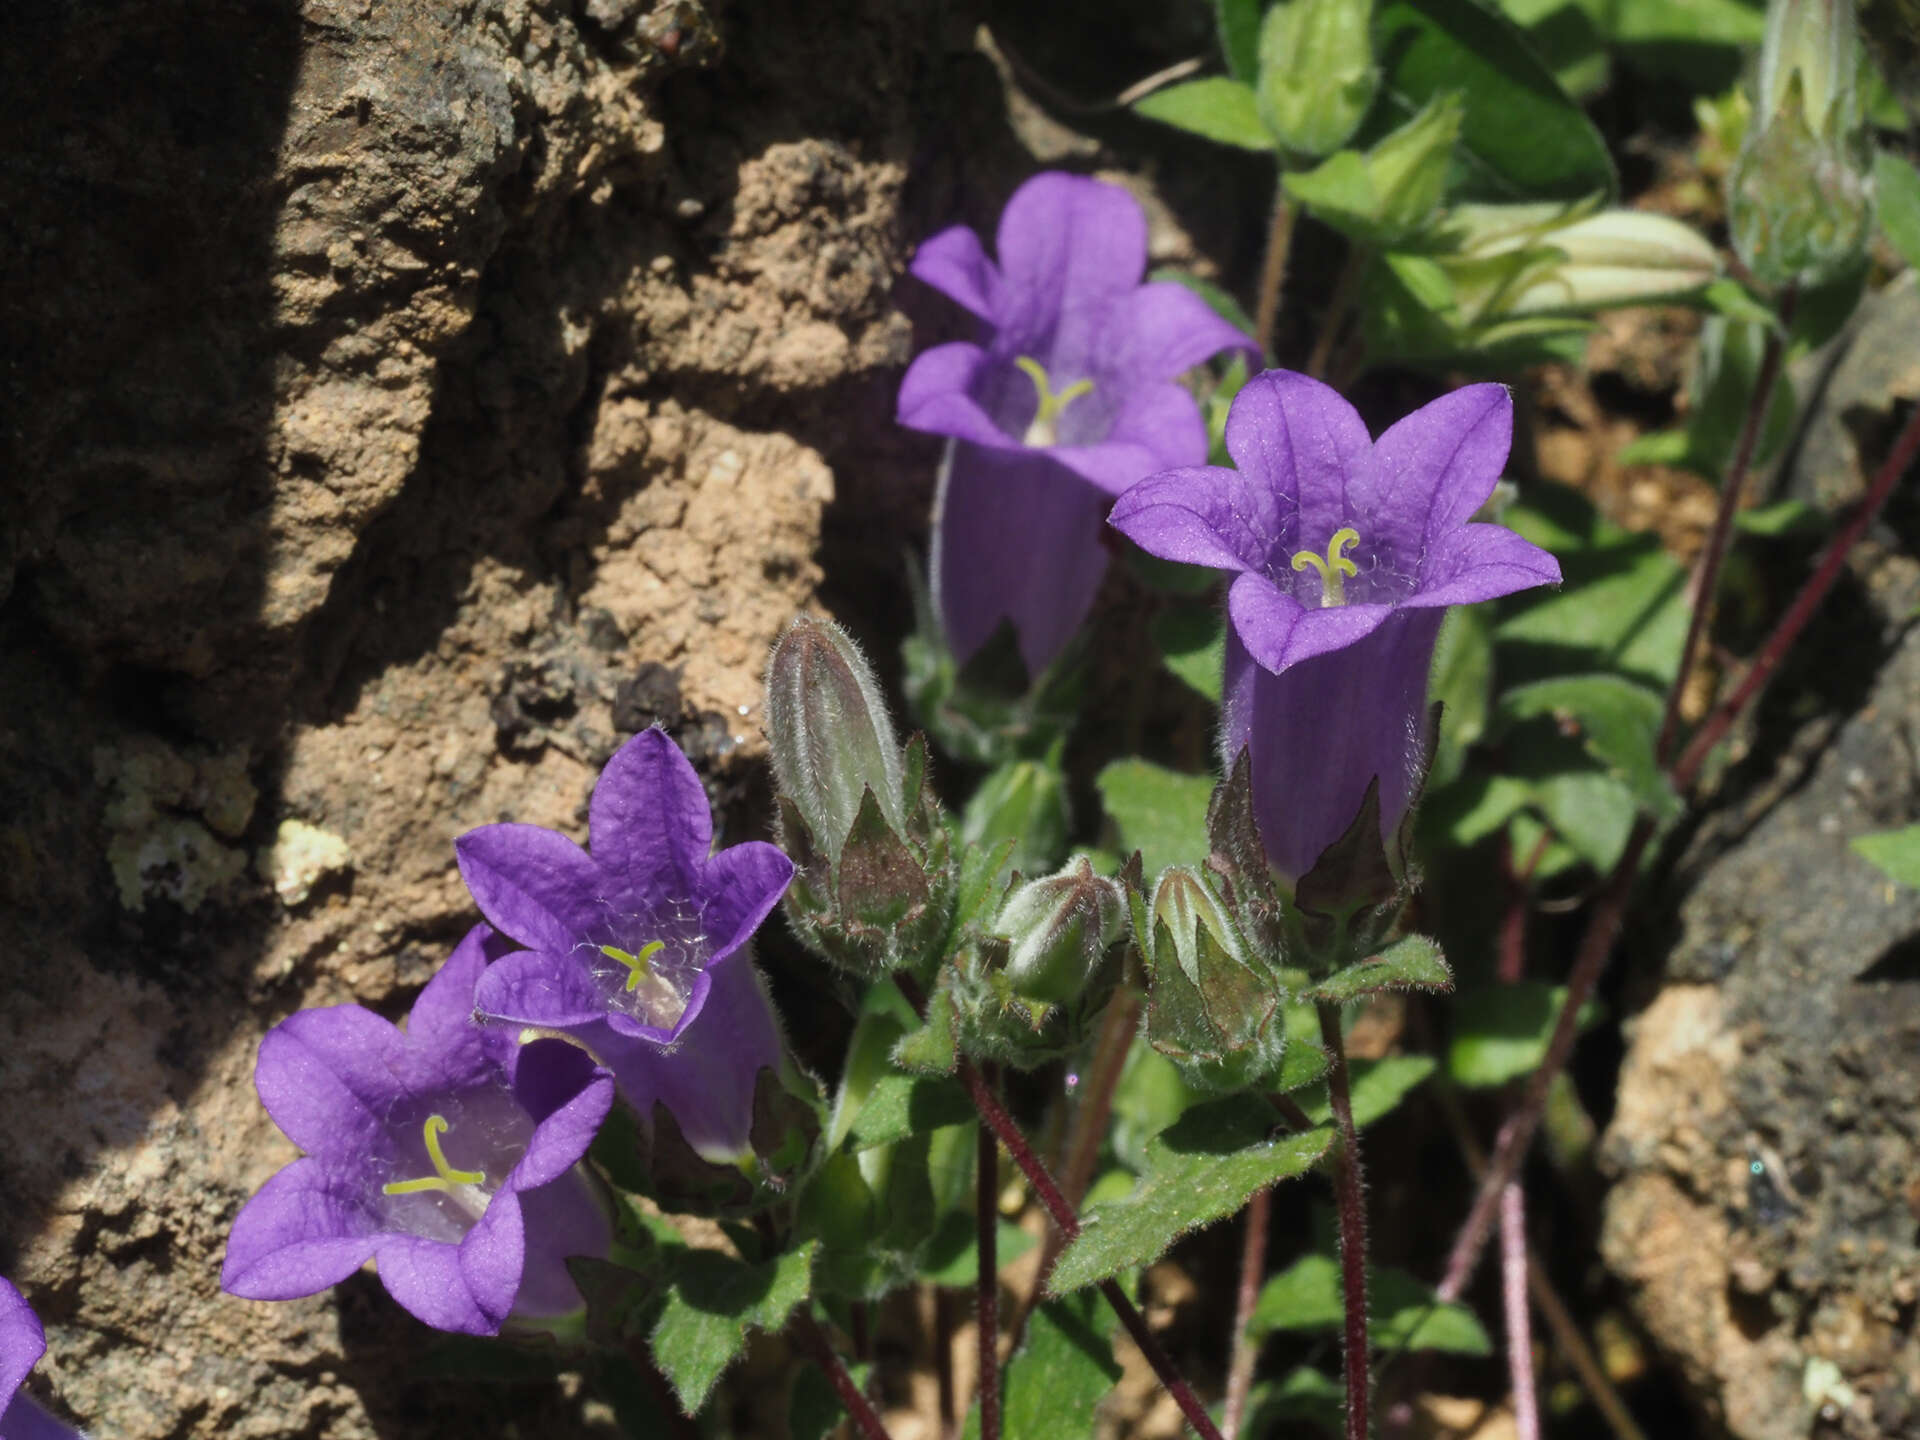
[383,1114,486,1196]
[1291,527,1362,607]
[600,940,665,994]
[1014,356,1094,447]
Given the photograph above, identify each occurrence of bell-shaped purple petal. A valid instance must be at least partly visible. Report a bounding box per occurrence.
[455,824,609,961]
[513,1171,615,1319]
[1115,368,1561,878]
[252,1007,405,1159]
[900,172,1255,674]
[588,727,715,909]
[933,442,1114,678]
[222,1159,385,1301]
[1,1393,86,1440]
[375,1194,523,1337]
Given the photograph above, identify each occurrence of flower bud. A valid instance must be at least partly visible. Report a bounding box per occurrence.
[996,857,1125,1007]
[1728,0,1874,287]
[1440,203,1720,318]
[1256,0,1378,160]
[1136,867,1285,1094]
[767,616,906,858]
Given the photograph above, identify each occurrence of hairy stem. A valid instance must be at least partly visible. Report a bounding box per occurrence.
[1672,399,1920,792]
[1223,1187,1272,1439]
[1254,188,1296,358]
[792,1310,896,1440]
[1501,1182,1540,1440]
[1654,288,1797,766]
[1319,1005,1372,1440]
[978,1101,1003,1440]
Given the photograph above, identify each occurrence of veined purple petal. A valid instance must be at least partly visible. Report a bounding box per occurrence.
[1352,383,1512,576]
[406,925,518,1077]
[0,1281,45,1414]
[1221,610,1445,880]
[1096,282,1260,395]
[910,224,999,321]
[455,824,609,960]
[471,949,609,1031]
[696,841,795,969]
[1223,370,1373,565]
[589,729,715,914]
[507,1043,614,1190]
[1229,570,1395,673]
[253,1007,404,1159]
[1043,438,1168,499]
[1109,465,1273,574]
[1103,380,1211,473]
[512,1171,613,1320]
[221,1159,382,1301]
[933,441,1113,675]
[994,173,1148,364]
[1400,523,1562,609]
[375,1190,522,1337]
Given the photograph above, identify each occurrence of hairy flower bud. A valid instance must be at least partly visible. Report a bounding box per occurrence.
[1729,0,1873,287]
[996,857,1125,1007]
[1256,0,1378,160]
[1135,867,1285,1094]
[766,616,906,858]
[1440,202,1720,317]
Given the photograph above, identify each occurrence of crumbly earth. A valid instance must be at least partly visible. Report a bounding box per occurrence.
[1599,278,1920,1439]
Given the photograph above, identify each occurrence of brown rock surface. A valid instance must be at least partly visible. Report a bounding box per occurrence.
[0,0,941,1434]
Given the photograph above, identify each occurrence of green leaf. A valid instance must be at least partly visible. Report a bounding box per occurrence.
[1735,498,1825,538]
[651,1242,818,1412]
[1301,1055,1436,1129]
[893,983,959,1076]
[1496,673,1677,820]
[1245,1366,1346,1437]
[1852,825,1920,889]
[1216,0,1264,80]
[1428,604,1495,787]
[1302,935,1453,1003]
[1001,1294,1121,1440]
[790,1359,872,1440]
[1151,602,1227,705]
[1373,0,1615,201]
[845,1073,975,1153]
[1134,77,1275,151]
[1605,0,1762,46]
[1423,770,1532,848]
[1532,763,1637,870]
[1095,759,1217,876]
[920,1208,1040,1287]
[1049,1096,1334,1294]
[1875,150,1920,274]
[1699,276,1780,329]
[1448,981,1600,1088]
[1250,1252,1492,1354]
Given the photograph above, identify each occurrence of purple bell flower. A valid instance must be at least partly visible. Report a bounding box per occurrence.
[221,927,616,1337]
[1109,369,1561,880]
[1,1282,84,1440]
[897,171,1257,677]
[455,727,795,1163]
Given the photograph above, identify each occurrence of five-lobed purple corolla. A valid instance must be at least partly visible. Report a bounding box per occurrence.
[1110,368,1561,880]
[221,925,616,1336]
[455,727,796,1163]
[898,171,1257,679]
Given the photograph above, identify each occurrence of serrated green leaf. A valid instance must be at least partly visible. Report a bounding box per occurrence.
[651,1242,818,1412]
[1151,602,1227,705]
[1275,1035,1332,1093]
[1496,673,1677,820]
[1134,77,1274,151]
[1096,759,1216,876]
[1303,935,1453,1003]
[1049,1096,1334,1294]
[1876,150,1920,274]
[1250,1252,1492,1354]
[1301,1055,1436,1129]
[1000,1294,1121,1440]
[1852,825,1920,889]
[1374,0,1615,201]
[1448,981,1601,1088]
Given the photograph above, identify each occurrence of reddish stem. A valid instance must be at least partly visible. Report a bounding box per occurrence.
[1319,1006,1372,1440]
[1501,1182,1541,1440]
[1222,1187,1272,1439]
[1654,288,1796,766]
[792,1310,896,1440]
[977,1095,1003,1440]
[1672,399,1920,792]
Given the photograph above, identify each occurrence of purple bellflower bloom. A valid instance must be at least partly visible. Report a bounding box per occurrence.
[456,727,795,1163]
[1,1281,83,1440]
[1110,369,1561,880]
[897,171,1257,677]
[222,926,615,1336]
